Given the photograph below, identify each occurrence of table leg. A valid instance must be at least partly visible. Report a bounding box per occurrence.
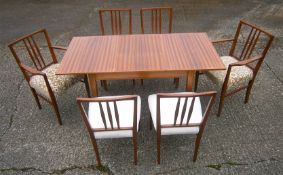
[186,71,196,91]
[87,74,98,97]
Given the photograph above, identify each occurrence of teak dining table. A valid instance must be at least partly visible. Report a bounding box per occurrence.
[57,33,225,96]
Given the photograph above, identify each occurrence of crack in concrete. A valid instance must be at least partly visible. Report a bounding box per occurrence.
[0,164,112,175]
[206,157,279,171]
[264,61,283,84]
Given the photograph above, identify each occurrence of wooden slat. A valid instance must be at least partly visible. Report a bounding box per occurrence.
[173,97,181,125]
[98,102,107,129]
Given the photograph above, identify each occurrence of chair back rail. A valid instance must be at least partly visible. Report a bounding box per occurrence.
[99,8,132,35]
[77,95,138,132]
[229,20,274,71]
[140,7,173,34]
[8,29,57,72]
[156,91,216,131]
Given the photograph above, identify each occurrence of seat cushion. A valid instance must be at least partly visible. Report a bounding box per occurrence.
[148,93,202,135]
[88,96,141,139]
[29,63,80,100]
[206,56,254,93]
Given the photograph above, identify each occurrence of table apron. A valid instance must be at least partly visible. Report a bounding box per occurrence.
[91,71,189,80]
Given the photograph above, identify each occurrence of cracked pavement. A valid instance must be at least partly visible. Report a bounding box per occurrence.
[0,0,282,174]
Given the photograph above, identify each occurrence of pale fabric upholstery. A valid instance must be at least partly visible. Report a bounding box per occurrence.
[206,56,254,93]
[88,96,141,139]
[29,64,80,100]
[148,93,202,135]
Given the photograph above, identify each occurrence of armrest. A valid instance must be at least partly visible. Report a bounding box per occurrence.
[51,46,68,51]
[229,55,262,67]
[20,63,45,75]
[212,38,234,44]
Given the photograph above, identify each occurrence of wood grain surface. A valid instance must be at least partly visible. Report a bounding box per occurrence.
[57,33,224,75]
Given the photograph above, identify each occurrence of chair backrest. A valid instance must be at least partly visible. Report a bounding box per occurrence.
[98,8,132,35]
[229,20,274,70]
[140,7,173,34]
[156,91,216,132]
[8,29,57,72]
[77,95,138,133]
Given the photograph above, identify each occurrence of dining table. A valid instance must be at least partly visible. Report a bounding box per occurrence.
[57,33,225,96]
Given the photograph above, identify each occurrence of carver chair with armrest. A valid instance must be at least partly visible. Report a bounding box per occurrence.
[195,20,274,116]
[148,91,216,164]
[140,7,178,86]
[8,29,90,125]
[77,95,141,166]
[98,8,134,89]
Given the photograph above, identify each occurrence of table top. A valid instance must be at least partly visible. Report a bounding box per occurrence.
[57,33,225,75]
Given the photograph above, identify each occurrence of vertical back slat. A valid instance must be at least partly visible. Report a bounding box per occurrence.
[239,28,254,59]
[23,39,39,70]
[98,102,107,129]
[186,97,195,125]
[247,31,261,59]
[114,11,118,35]
[99,11,105,35]
[243,29,257,59]
[106,102,114,129]
[31,36,46,67]
[180,97,188,124]
[118,11,122,34]
[173,97,181,125]
[159,9,162,33]
[27,37,43,69]
[110,11,114,35]
[114,101,120,129]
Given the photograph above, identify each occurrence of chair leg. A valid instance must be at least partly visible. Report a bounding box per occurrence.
[194,71,199,92]
[193,133,202,162]
[149,114,153,130]
[245,81,254,103]
[90,135,102,166]
[157,132,161,164]
[133,79,136,86]
[174,78,179,89]
[31,88,42,109]
[141,79,143,86]
[217,92,225,117]
[133,132,138,165]
[84,75,91,97]
[102,80,108,91]
[51,99,62,125]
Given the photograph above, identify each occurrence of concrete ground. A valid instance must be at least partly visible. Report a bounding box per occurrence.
[0,0,282,174]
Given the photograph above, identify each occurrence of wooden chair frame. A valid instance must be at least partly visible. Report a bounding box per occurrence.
[195,20,274,116]
[140,7,175,86]
[98,8,134,88]
[77,95,139,166]
[150,91,216,164]
[8,29,90,125]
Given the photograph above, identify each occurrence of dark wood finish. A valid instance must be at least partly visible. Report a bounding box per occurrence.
[140,7,175,86]
[155,91,217,164]
[57,33,225,96]
[195,20,274,116]
[98,8,133,88]
[8,29,90,125]
[77,95,139,165]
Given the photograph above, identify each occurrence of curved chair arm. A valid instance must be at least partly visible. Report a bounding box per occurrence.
[211,38,234,44]
[20,63,45,76]
[51,46,68,51]
[229,55,262,67]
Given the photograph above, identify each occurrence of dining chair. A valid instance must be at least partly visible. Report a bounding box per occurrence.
[77,95,141,166]
[195,20,274,116]
[8,29,90,125]
[140,7,177,87]
[98,8,134,89]
[148,91,216,164]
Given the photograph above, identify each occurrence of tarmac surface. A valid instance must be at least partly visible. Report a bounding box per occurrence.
[0,0,282,174]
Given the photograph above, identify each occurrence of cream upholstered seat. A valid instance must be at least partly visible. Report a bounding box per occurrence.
[206,56,254,93]
[29,63,80,100]
[88,96,141,139]
[148,93,202,135]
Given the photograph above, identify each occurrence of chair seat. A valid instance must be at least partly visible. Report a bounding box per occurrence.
[148,93,202,135]
[88,96,141,139]
[29,63,80,100]
[206,56,254,93]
